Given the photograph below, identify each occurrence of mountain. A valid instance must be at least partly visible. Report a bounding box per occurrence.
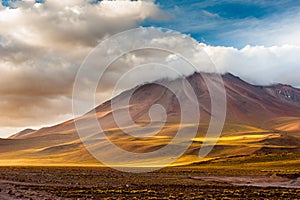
[8,128,36,139]
[0,72,300,166]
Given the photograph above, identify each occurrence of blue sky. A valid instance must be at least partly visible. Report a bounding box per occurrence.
[2,0,300,48]
[142,0,300,48]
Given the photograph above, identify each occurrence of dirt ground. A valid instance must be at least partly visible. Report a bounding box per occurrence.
[0,166,299,199]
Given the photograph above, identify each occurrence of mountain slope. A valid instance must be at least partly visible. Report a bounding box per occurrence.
[9,128,36,139]
[1,72,300,166]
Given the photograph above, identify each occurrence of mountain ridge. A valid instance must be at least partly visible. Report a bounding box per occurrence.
[2,72,300,166]
[9,72,300,139]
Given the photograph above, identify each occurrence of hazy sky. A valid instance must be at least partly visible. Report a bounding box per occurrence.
[1,0,300,137]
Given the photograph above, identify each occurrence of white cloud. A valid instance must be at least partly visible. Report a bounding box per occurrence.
[203,44,300,86]
[0,0,169,50]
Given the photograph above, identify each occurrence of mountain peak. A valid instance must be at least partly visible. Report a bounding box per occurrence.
[2,72,300,166]
[8,128,36,139]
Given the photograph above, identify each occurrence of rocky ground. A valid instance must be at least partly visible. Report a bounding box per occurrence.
[0,166,299,199]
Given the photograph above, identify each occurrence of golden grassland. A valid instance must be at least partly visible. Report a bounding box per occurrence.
[0,120,299,169]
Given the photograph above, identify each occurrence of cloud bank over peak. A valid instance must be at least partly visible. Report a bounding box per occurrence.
[203,44,300,86]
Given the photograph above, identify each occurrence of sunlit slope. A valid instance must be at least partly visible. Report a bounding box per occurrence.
[265,117,300,132]
[0,130,99,166]
[2,73,300,166]
[0,122,299,166]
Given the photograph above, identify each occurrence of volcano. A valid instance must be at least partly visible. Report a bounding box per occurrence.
[1,72,300,166]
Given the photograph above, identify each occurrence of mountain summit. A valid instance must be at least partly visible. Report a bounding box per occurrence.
[3,73,300,166]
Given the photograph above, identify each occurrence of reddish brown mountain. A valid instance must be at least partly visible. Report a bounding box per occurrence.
[2,73,300,166]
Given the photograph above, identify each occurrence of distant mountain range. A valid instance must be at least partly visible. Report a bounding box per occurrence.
[1,73,300,166]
